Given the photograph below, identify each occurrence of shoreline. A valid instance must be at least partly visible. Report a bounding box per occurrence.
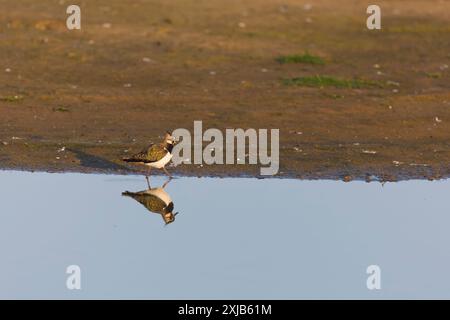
[1,0,449,183]
[0,162,447,182]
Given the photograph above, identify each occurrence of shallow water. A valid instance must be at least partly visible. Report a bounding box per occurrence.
[0,170,449,299]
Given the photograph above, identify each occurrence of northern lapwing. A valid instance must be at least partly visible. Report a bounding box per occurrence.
[122,179,179,225]
[123,132,175,183]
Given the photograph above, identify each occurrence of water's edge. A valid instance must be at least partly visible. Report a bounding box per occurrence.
[0,165,447,182]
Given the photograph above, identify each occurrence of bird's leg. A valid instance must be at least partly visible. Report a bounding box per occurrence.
[162,177,172,189]
[145,167,152,188]
[162,167,172,178]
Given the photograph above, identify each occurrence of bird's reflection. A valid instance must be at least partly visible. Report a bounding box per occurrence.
[122,178,179,225]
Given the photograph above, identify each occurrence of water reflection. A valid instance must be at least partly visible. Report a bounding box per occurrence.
[122,178,179,225]
[1,171,450,299]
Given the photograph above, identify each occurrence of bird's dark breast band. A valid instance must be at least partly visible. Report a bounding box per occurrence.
[166,143,174,153]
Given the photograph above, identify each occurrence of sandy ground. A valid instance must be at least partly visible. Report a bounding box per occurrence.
[0,0,449,180]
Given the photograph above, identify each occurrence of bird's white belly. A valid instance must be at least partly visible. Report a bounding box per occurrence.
[145,188,172,205]
[146,152,172,169]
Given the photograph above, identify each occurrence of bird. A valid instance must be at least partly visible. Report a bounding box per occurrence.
[123,132,175,183]
[122,179,179,225]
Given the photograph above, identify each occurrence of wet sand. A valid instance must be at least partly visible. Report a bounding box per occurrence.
[1,0,449,180]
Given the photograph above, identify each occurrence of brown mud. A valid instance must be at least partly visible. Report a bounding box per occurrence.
[0,0,449,181]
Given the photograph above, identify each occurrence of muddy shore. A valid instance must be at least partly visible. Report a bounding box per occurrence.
[1,0,449,181]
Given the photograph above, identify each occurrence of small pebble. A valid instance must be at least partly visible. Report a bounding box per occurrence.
[278,5,288,13]
[343,175,352,182]
[387,80,400,87]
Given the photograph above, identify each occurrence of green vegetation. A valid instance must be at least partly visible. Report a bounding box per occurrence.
[0,95,24,102]
[323,93,345,99]
[53,106,70,112]
[426,72,442,79]
[276,53,325,65]
[283,75,382,89]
